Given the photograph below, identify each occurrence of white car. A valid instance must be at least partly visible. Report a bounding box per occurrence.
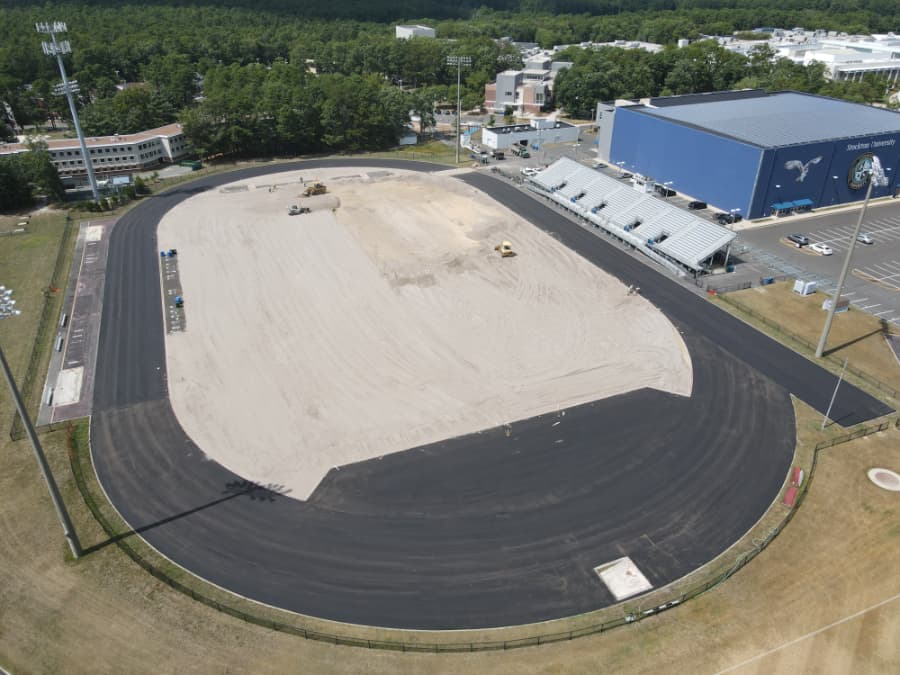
[810,242,833,256]
[520,167,539,177]
[856,233,874,245]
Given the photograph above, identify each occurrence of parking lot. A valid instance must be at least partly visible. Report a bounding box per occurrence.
[735,199,900,328]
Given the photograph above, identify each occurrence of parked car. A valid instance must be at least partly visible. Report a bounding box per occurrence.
[520,167,539,177]
[787,233,809,247]
[857,233,874,244]
[688,200,707,210]
[716,212,743,225]
[491,150,505,159]
[810,242,833,256]
[594,162,607,169]
[655,185,676,197]
[620,172,633,180]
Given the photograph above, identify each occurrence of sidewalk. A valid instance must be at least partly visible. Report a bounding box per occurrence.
[732,194,900,231]
[37,217,116,425]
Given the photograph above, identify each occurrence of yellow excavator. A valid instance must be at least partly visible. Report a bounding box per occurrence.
[494,241,516,257]
[303,182,327,197]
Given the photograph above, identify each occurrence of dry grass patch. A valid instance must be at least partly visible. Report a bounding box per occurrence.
[716,281,900,406]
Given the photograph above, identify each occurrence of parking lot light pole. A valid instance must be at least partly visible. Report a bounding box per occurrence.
[446,55,471,165]
[1,290,82,559]
[815,159,888,358]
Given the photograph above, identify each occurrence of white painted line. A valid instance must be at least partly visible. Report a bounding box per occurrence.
[861,304,881,310]
[716,592,900,675]
[873,310,894,317]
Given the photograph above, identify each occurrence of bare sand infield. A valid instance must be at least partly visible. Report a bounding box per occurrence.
[157,168,693,500]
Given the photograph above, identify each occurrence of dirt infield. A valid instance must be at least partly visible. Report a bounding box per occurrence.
[158,168,691,499]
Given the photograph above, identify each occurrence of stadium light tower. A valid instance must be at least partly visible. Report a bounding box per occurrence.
[0,288,82,559]
[446,55,471,165]
[815,156,889,358]
[36,21,100,202]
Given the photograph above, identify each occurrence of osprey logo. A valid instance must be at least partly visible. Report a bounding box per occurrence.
[784,156,822,182]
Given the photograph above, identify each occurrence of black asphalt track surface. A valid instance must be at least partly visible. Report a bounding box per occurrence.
[90,160,892,629]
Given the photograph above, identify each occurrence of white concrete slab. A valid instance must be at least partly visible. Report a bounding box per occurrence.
[595,556,654,601]
[53,366,84,406]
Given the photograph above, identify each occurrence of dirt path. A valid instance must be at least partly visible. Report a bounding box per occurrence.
[158,168,691,499]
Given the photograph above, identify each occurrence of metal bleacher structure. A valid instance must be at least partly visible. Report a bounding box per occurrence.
[529,158,736,276]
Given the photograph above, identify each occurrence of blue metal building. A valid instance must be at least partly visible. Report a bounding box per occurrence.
[607,90,900,220]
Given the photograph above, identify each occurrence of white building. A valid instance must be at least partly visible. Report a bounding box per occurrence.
[0,123,189,186]
[395,25,436,40]
[481,118,580,151]
[715,29,900,85]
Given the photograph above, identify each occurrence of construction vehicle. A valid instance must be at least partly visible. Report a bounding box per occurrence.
[494,241,516,257]
[303,182,327,197]
[288,205,311,215]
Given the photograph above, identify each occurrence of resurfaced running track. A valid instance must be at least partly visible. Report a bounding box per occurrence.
[90,160,891,629]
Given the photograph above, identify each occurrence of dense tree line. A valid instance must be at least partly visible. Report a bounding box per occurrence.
[553,41,890,116]
[0,0,897,191]
[0,141,64,210]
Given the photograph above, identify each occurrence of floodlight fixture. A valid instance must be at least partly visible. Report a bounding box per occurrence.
[446,55,472,165]
[36,21,100,201]
[815,155,888,359]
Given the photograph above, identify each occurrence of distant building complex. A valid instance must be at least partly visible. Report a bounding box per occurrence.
[715,30,900,84]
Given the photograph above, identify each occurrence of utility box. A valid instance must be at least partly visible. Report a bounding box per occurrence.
[793,279,817,296]
[822,296,849,313]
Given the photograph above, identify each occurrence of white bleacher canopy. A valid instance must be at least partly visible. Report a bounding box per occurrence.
[530,158,736,273]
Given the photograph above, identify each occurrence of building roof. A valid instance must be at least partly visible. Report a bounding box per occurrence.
[635,91,900,148]
[1,123,184,155]
[529,158,735,272]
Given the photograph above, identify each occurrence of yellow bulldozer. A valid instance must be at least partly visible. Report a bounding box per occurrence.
[494,241,516,257]
[303,182,327,197]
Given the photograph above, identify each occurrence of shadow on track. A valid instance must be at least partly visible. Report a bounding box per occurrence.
[82,480,291,555]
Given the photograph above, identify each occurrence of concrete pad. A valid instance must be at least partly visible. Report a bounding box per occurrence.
[158,167,693,500]
[85,225,103,242]
[594,556,654,601]
[53,367,84,406]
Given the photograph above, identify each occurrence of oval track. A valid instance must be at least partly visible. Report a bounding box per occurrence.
[90,159,891,630]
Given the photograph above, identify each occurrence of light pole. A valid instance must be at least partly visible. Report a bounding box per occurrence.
[0,288,82,558]
[446,55,471,165]
[37,21,100,202]
[815,157,889,358]
[832,175,840,205]
[616,160,625,176]
[663,180,673,199]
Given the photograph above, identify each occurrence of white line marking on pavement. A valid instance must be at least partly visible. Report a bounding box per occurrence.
[716,592,900,674]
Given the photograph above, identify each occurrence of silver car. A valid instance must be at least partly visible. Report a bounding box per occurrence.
[856,233,874,245]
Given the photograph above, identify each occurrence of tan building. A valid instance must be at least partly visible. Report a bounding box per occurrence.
[0,123,189,185]
[484,59,571,115]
